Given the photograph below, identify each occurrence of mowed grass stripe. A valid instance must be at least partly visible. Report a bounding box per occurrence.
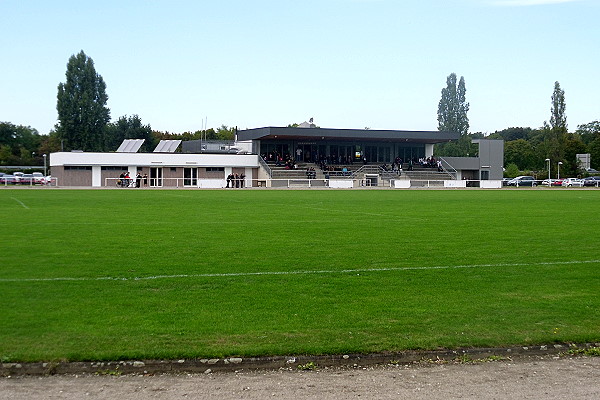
[0,189,599,361]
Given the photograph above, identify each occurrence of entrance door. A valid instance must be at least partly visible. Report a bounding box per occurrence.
[150,167,163,187]
[183,168,198,186]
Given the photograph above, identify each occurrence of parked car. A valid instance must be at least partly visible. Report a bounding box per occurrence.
[507,176,537,186]
[0,174,17,185]
[13,171,24,183]
[18,173,35,185]
[541,179,563,186]
[582,176,600,187]
[32,172,45,184]
[561,178,584,187]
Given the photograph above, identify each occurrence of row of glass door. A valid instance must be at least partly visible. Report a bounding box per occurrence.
[149,167,201,187]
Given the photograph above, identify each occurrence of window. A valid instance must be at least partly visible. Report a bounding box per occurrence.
[183,167,198,186]
[206,167,224,172]
[101,166,127,171]
[64,166,92,170]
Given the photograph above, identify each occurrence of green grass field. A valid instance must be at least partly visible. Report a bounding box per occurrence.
[1,188,599,362]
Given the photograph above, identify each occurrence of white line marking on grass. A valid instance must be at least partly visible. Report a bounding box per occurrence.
[305,205,390,217]
[1,259,598,283]
[10,197,29,209]
[21,220,325,226]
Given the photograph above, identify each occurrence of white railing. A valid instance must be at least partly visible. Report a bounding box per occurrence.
[23,177,597,189]
[105,177,248,188]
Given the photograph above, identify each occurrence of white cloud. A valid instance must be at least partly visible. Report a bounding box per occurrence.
[491,0,580,6]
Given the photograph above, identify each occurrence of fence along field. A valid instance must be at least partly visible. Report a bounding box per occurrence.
[0,189,599,362]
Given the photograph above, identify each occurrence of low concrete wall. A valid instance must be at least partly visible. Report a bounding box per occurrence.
[328,180,353,188]
[481,180,502,189]
[444,180,467,188]
[199,179,227,188]
[393,180,411,188]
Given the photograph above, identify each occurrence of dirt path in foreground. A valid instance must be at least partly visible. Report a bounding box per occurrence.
[1,356,598,399]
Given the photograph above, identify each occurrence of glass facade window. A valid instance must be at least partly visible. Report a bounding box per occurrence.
[260,140,426,164]
[183,167,197,186]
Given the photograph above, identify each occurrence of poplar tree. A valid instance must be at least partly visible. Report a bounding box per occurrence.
[56,51,110,151]
[437,73,469,136]
[550,81,567,132]
[435,73,471,156]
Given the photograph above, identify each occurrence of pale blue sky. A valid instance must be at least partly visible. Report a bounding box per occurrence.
[1,0,598,135]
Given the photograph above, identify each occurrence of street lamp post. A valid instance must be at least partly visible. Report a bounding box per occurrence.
[43,154,47,177]
[545,158,551,186]
[558,161,563,180]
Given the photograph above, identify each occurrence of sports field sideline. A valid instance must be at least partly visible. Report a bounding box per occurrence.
[1,189,598,362]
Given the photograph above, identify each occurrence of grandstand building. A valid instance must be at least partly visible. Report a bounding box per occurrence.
[49,126,503,187]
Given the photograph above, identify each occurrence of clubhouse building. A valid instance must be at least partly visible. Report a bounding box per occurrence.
[49,125,503,188]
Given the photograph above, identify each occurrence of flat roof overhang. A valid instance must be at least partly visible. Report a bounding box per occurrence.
[237,127,459,144]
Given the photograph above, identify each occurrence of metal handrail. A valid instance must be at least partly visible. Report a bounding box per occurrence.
[438,157,458,179]
[258,156,272,178]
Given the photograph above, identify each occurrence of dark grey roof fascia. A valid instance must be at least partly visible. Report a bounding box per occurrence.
[237,127,459,142]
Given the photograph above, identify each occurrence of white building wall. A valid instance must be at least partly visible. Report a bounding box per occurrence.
[244,167,252,187]
[92,166,101,187]
[50,152,261,168]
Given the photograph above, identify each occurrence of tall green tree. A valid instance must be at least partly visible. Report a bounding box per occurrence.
[56,50,110,151]
[437,73,469,136]
[435,73,471,157]
[542,82,568,170]
[550,81,567,132]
